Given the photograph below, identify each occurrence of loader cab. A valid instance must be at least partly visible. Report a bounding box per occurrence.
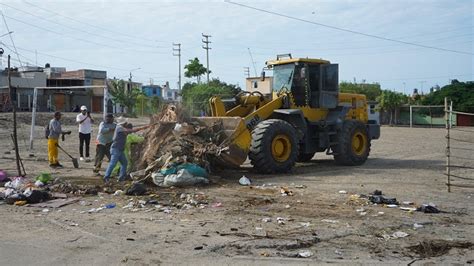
[269,57,339,109]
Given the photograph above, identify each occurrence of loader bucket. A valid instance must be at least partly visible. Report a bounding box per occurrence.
[193,116,249,167]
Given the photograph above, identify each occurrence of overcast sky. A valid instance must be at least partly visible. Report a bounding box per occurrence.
[1,0,472,94]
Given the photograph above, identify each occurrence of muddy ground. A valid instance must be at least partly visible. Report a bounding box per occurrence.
[0,112,473,265]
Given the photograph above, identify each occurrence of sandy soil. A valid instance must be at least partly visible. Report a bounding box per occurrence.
[0,112,473,265]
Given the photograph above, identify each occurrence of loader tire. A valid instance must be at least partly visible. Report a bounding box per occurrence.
[332,120,370,166]
[249,119,298,174]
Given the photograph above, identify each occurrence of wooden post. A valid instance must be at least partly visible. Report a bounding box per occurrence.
[445,97,450,192]
[8,55,22,176]
[409,105,413,128]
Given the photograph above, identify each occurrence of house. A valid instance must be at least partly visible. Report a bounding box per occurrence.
[142,84,162,97]
[0,66,47,111]
[245,76,273,95]
[161,82,180,102]
[47,68,107,113]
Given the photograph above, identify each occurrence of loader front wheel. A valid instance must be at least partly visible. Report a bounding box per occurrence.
[332,120,370,166]
[249,119,298,174]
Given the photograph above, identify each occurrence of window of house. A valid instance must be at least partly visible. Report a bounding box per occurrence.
[252,81,258,88]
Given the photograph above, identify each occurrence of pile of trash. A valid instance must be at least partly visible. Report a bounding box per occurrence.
[0,172,52,205]
[345,190,442,213]
[133,104,229,187]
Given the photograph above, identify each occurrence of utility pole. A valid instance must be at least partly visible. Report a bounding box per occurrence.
[244,67,250,78]
[8,55,21,176]
[172,43,181,91]
[247,48,258,77]
[202,33,211,84]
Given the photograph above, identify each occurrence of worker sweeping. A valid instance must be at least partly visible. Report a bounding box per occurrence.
[103,117,149,183]
[93,114,116,174]
[47,112,71,168]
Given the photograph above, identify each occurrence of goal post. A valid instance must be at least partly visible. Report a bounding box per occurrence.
[29,85,108,150]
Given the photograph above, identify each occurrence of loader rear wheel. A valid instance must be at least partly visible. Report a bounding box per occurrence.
[332,120,370,166]
[249,119,298,174]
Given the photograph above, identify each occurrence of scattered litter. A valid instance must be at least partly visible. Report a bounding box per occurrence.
[239,176,251,186]
[276,217,286,225]
[126,183,147,196]
[42,208,49,213]
[402,201,414,205]
[194,246,203,250]
[34,180,45,187]
[295,185,306,189]
[114,190,124,196]
[392,231,409,239]
[280,187,293,196]
[321,219,339,224]
[161,169,209,188]
[285,204,290,209]
[298,250,313,258]
[386,204,398,208]
[14,200,27,206]
[378,211,385,215]
[335,250,343,256]
[88,207,104,213]
[359,212,367,216]
[255,227,267,237]
[35,173,52,184]
[414,223,424,229]
[262,217,272,223]
[338,190,347,194]
[211,202,222,208]
[417,203,440,213]
[356,208,365,212]
[105,203,116,209]
[300,222,311,227]
[29,198,79,208]
[400,206,417,211]
[370,195,398,205]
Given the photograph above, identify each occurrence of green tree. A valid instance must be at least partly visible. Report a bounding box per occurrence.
[181,78,241,115]
[422,80,474,113]
[339,81,382,101]
[184,57,209,83]
[107,79,142,115]
[376,90,407,125]
[135,94,163,116]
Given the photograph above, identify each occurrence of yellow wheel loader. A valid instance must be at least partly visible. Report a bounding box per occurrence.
[198,54,380,174]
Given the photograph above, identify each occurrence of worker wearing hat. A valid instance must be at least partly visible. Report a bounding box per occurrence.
[103,117,150,183]
[93,113,116,174]
[76,105,94,162]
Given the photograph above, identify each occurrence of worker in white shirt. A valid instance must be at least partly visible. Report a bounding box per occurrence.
[76,105,94,162]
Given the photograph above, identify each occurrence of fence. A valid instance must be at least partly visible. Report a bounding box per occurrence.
[445,98,474,192]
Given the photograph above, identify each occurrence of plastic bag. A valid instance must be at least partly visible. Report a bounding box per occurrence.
[162,169,209,188]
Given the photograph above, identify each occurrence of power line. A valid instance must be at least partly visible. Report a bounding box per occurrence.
[3,14,167,55]
[225,1,473,55]
[247,48,257,77]
[0,3,166,49]
[22,0,165,44]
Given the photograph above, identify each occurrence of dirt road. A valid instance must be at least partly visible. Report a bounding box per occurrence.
[0,113,473,265]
